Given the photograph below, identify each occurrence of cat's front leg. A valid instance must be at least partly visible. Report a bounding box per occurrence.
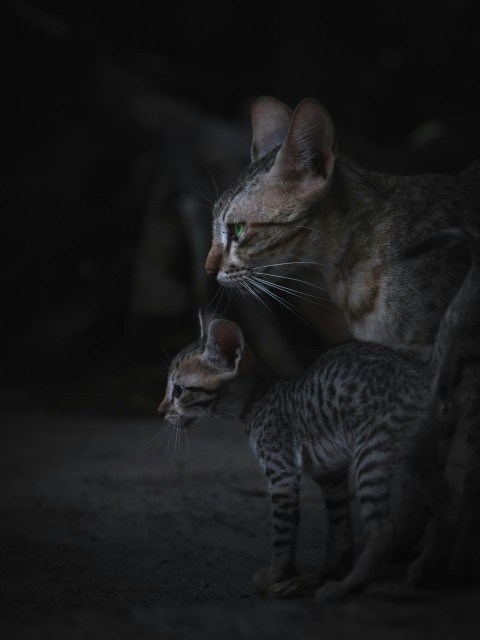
[254,470,301,594]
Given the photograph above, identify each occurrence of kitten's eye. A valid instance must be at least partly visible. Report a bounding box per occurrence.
[229,222,245,241]
[172,384,184,399]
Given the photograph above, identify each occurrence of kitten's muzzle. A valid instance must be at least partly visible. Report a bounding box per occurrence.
[157,398,170,419]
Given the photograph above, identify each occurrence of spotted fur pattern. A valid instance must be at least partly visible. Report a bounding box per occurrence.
[159,233,478,600]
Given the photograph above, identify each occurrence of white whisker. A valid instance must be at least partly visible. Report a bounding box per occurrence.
[253,271,328,293]
[251,275,330,306]
[252,260,333,271]
[242,280,277,318]
[247,278,312,328]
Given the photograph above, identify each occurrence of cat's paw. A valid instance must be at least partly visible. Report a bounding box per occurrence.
[315,579,356,602]
[407,555,447,587]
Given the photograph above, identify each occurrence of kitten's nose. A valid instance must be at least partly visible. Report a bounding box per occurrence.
[158,399,168,418]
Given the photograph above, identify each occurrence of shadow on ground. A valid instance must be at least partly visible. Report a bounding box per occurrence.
[1,409,480,639]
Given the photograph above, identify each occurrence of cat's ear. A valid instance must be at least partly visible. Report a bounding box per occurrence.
[251,96,292,163]
[204,319,244,373]
[272,98,336,186]
[198,307,217,338]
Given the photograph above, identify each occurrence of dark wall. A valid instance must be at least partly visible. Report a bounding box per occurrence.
[2,0,480,413]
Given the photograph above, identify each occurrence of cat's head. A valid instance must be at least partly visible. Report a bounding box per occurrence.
[158,311,249,426]
[205,96,338,290]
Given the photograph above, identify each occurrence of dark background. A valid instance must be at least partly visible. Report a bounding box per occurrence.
[2,0,480,415]
[2,3,480,637]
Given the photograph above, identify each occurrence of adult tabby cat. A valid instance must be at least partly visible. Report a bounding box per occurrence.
[204,96,480,579]
[159,231,478,601]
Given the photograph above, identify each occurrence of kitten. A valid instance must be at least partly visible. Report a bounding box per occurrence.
[204,96,480,579]
[159,231,478,601]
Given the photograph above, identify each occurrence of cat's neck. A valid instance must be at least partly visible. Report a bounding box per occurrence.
[315,156,393,330]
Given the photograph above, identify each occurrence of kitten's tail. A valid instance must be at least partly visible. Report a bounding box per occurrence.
[408,228,480,408]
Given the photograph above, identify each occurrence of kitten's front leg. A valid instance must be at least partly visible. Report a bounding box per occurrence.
[254,470,301,594]
[319,469,353,581]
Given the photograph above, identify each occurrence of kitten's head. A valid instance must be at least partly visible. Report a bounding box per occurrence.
[158,310,248,427]
[205,96,338,290]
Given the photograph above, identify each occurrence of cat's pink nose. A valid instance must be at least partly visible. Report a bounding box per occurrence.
[205,248,221,277]
[205,265,218,277]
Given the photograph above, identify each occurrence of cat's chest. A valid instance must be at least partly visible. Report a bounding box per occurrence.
[326,260,391,343]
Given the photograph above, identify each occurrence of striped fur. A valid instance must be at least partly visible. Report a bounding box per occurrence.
[159,235,478,599]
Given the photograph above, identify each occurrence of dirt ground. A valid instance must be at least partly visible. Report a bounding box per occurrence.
[1,407,480,640]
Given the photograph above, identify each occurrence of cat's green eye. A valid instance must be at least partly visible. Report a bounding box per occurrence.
[229,222,245,241]
[172,384,184,399]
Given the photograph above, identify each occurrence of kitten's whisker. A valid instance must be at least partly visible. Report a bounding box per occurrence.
[182,423,189,450]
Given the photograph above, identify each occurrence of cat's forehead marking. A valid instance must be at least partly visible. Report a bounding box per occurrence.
[214,149,279,223]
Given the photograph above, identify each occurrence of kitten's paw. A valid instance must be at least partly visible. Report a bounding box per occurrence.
[253,566,275,592]
[269,573,319,598]
[253,566,297,597]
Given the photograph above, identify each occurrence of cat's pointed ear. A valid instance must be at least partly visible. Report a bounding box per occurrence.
[198,307,217,338]
[204,319,244,372]
[273,98,336,186]
[251,96,292,163]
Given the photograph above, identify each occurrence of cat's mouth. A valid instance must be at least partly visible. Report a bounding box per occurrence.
[217,269,250,287]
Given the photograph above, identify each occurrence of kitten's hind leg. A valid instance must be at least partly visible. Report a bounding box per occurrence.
[315,512,396,601]
[315,456,396,601]
[265,469,354,599]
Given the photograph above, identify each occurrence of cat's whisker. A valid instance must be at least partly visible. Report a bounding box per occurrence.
[252,275,330,305]
[252,260,333,271]
[242,280,278,318]
[188,186,215,207]
[196,158,220,200]
[206,285,226,317]
[248,278,313,329]
[253,271,329,293]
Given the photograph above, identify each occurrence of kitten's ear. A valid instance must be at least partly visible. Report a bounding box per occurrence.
[204,319,244,372]
[251,96,292,163]
[198,307,216,338]
[272,98,336,186]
